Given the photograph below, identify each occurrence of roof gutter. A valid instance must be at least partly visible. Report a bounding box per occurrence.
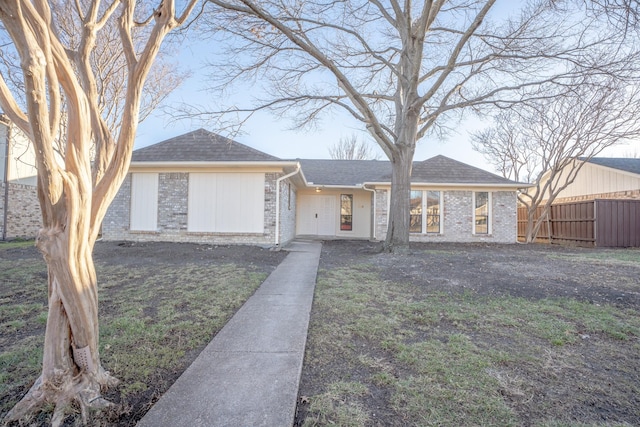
[307,184,363,190]
[275,163,301,248]
[363,181,533,189]
[130,160,300,169]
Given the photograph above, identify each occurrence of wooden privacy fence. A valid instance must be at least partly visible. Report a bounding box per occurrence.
[517,199,640,247]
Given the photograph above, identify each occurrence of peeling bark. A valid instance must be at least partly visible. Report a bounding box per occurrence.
[0,1,198,424]
[4,227,119,426]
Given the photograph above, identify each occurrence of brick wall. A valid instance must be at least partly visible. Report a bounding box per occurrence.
[102,174,131,238]
[375,189,517,243]
[374,189,388,240]
[278,179,297,246]
[103,171,291,247]
[0,182,41,240]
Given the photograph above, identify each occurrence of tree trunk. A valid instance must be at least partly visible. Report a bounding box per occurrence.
[525,207,537,243]
[4,225,118,426]
[383,143,414,253]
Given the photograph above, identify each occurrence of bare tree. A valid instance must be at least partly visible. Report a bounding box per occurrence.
[53,1,189,132]
[0,1,197,424]
[581,0,640,32]
[329,134,380,160]
[472,76,640,242]
[201,0,638,252]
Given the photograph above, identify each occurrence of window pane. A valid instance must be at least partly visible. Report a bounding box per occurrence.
[426,191,440,233]
[340,194,353,231]
[475,192,489,234]
[410,190,422,233]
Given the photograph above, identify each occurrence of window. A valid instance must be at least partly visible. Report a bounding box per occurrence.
[410,190,441,234]
[130,173,158,231]
[426,191,440,233]
[409,190,422,233]
[474,192,490,234]
[340,194,353,231]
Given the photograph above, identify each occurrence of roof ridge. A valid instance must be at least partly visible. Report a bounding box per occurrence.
[132,129,279,162]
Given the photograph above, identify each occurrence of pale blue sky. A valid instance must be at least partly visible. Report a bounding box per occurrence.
[135,2,634,172]
[134,35,496,170]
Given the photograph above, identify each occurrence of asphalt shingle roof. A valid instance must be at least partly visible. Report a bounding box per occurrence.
[583,157,640,175]
[408,155,522,185]
[132,130,526,187]
[132,128,280,162]
[297,159,391,186]
[299,155,525,186]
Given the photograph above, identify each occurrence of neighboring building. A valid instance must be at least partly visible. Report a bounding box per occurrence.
[103,129,529,247]
[0,114,40,241]
[539,157,640,203]
[519,157,640,247]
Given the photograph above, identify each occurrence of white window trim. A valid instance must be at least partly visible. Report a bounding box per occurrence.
[339,193,354,233]
[472,191,492,235]
[425,190,443,235]
[410,189,443,235]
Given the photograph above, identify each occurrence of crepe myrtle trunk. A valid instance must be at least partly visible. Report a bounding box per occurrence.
[4,194,117,424]
[383,142,415,253]
[525,210,537,243]
[525,203,552,244]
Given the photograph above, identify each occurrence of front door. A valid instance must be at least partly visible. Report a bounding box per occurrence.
[297,195,337,236]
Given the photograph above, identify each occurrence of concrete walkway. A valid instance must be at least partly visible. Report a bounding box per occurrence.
[137,240,322,427]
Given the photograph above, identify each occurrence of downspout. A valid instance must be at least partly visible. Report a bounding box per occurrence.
[362,184,376,241]
[275,163,301,248]
[2,119,11,241]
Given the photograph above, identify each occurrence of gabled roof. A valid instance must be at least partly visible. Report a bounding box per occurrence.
[582,157,640,175]
[131,130,527,188]
[299,155,527,187]
[408,155,525,185]
[132,128,280,162]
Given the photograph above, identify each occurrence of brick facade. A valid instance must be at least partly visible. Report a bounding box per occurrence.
[374,189,388,240]
[278,179,297,246]
[0,182,41,240]
[375,190,518,243]
[103,172,296,247]
[104,173,519,246]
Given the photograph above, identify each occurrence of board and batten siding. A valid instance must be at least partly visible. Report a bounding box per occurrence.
[130,173,158,231]
[188,172,265,233]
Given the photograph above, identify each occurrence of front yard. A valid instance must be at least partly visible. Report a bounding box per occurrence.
[0,240,286,426]
[1,239,639,426]
[295,241,640,426]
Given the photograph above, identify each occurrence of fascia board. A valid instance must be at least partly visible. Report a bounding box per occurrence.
[363,181,533,189]
[130,161,300,169]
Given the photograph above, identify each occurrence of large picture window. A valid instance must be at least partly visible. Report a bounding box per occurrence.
[474,191,490,234]
[340,194,353,231]
[410,190,441,234]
